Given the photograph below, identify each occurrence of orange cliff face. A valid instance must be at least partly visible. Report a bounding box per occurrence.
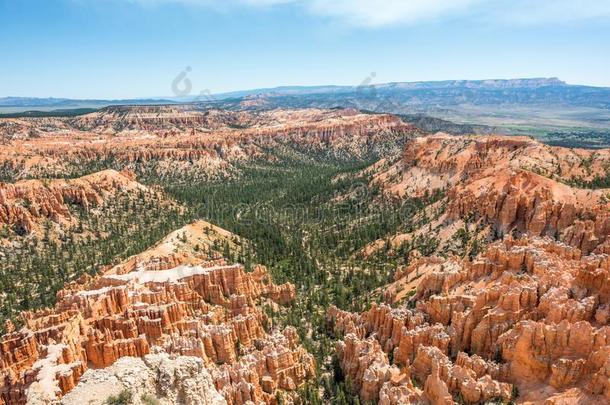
[330,236,610,404]
[0,220,315,404]
[373,133,610,204]
[378,134,610,196]
[368,133,610,256]
[332,134,610,404]
[0,169,146,236]
[0,107,418,180]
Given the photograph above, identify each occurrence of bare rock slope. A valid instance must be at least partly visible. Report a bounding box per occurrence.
[0,107,417,180]
[0,169,145,236]
[0,220,315,405]
[331,134,610,404]
[58,353,226,405]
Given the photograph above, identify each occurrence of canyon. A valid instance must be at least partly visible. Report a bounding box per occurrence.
[0,107,416,181]
[0,106,609,404]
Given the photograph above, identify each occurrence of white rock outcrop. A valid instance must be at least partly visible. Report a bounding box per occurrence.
[59,353,227,405]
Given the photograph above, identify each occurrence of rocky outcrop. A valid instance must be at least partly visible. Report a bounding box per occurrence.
[371,134,610,254]
[386,134,610,196]
[334,333,418,403]
[59,353,226,405]
[0,221,314,404]
[329,234,610,403]
[445,169,610,254]
[0,108,417,181]
[329,300,509,404]
[332,328,511,405]
[0,169,145,234]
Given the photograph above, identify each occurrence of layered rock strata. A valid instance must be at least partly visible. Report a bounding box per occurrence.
[330,236,610,404]
[0,108,417,181]
[0,169,144,235]
[333,134,610,404]
[0,221,315,404]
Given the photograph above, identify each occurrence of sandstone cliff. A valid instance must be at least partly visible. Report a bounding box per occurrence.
[366,134,610,257]
[331,134,610,404]
[0,221,315,404]
[0,169,145,236]
[0,108,417,181]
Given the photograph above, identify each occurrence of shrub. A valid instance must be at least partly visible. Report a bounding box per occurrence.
[141,393,160,405]
[105,390,133,405]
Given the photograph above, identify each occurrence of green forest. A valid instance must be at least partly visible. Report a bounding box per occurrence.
[163,146,440,404]
[0,143,440,404]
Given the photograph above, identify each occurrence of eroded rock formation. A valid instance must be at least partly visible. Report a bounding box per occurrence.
[0,169,144,235]
[332,134,610,404]
[0,221,314,404]
[366,133,610,258]
[0,107,417,181]
[331,236,610,403]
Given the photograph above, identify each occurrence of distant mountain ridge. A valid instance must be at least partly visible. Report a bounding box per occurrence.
[373,77,567,89]
[0,77,598,108]
[213,77,571,98]
[0,96,176,112]
[2,79,609,136]
[225,77,609,109]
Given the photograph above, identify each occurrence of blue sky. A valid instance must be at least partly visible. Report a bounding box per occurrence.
[1,0,609,99]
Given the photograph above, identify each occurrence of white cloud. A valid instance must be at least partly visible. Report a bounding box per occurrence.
[307,0,480,27]
[123,0,610,27]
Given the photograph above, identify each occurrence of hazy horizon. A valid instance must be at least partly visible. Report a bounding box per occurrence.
[2,76,606,101]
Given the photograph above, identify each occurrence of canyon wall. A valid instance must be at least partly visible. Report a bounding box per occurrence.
[0,169,145,235]
[334,134,610,404]
[0,221,315,404]
[0,107,418,181]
